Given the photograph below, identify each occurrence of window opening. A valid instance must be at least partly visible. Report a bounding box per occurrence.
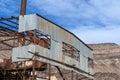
[18,29,51,49]
[62,42,80,61]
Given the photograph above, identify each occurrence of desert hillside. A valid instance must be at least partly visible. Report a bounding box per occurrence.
[88,43,120,80]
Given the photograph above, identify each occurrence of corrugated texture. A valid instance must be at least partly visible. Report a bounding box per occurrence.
[19,14,93,59]
[12,45,94,79]
[17,14,94,79]
[19,14,38,32]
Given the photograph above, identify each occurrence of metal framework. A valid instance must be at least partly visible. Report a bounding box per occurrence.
[0,0,94,80]
[0,16,48,80]
[0,16,93,80]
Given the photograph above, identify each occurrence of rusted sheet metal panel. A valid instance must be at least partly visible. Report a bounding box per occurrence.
[12,45,49,63]
[36,15,93,59]
[12,45,93,78]
[18,14,93,59]
[18,14,94,78]
[50,40,62,61]
[12,45,76,68]
[72,36,93,58]
[73,59,80,69]
[80,54,88,73]
[19,14,38,32]
[12,45,34,62]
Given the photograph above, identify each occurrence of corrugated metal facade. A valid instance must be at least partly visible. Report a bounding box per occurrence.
[13,14,94,79]
[19,14,93,59]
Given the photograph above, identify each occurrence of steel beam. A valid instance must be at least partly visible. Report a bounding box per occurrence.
[0,37,18,42]
[0,21,17,29]
[0,16,18,21]
[0,41,14,48]
[0,17,18,25]
[55,66,65,80]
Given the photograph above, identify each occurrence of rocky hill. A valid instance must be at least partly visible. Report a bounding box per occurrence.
[88,43,120,80]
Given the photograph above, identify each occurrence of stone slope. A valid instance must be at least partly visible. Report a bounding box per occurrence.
[88,43,120,80]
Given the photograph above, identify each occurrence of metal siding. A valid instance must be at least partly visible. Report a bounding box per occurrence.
[19,14,93,59]
[12,45,93,79]
[12,45,35,62]
[80,54,84,71]
[80,54,88,72]
[19,14,38,32]
[72,35,93,59]
[17,14,94,78]
[12,45,74,68]
[50,40,62,61]
[12,45,80,70]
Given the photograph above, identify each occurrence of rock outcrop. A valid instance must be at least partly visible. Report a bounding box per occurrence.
[88,43,120,80]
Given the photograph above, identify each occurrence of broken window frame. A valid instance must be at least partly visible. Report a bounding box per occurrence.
[88,58,93,69]
[18,29,51,49]
[62,42,80,61]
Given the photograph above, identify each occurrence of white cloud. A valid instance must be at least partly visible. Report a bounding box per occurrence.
[90,0,120,25]
[29,0,120,25]
[1,0,120,44]
[29,0,97,19]
[29,0,120,44]
[71,26,120,44]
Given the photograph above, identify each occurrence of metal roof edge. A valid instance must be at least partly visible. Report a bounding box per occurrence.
[36,13,93,51]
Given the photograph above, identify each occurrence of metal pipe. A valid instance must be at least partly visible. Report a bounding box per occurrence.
[20,0,27,15]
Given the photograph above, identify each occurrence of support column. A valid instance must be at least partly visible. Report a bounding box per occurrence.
[49,64,51,80]
[71,71,73,80]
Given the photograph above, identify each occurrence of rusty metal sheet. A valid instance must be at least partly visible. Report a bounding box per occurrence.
[80,54,88,72]
[19,14,93,59]
[12,45,93,78]
[19,14,38,32]
[17,14,94,78]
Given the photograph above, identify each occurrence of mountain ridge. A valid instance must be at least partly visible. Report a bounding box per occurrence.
[88,43,120,80]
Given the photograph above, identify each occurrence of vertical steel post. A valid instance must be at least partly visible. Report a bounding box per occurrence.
[34,30,37,45]
[20,0,27,16]
[32,53,37,80]
[55,66,65,80]
[32,59,35,80]
[71,71,73,80]
[49,64,51,80]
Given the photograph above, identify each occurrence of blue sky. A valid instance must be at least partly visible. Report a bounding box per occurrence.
[0,0,120,44]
